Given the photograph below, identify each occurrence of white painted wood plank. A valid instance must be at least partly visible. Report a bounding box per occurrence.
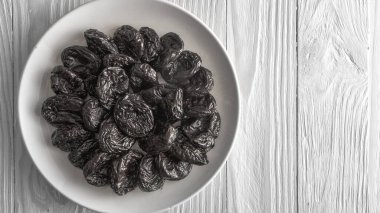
[297,0,369,212]
[13,1,96,212]
[0,0,14,213]
[226,0,298,212]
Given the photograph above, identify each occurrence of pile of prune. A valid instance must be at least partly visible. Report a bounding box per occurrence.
[41,26,221,195]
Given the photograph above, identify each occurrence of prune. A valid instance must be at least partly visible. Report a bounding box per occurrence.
[139,155,164,192]
[84,29,118,57]
[68,139,98,168]
[84,75,98,97]
[114,94,154,137]
[83,152,117,186]
[114,25,144,60]
[99,117,136,154]
[96,67,129,109]
[52,124,92,152]
[41,95,84,127]
[184,93,216,118]
[110,150,143,195]
[161,50,201,84]
[156,152,192,180]
[160,32,184,52]
[50,66,86,98]
[140,27,160,63]
[102,54,136,71]
[182,67,214,97]
[138,126,177,154]
[158,88,183,122]
[209,112,221,138]
[61,46,101,78]
[181,116,209,139]
[139,85,175,106]
[82,97,108,132]
[129,63,158,92]
[192,132,215,152]
[169,130,208,165]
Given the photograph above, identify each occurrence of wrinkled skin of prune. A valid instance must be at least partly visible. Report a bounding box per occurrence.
[50,66,86,98]
[41,95,84,127]
[82,97,108,132]
[184,93,216,118]
[138,125,177,154]
[114,25,144,60]
[110,150,144,195]
[169,130,208,165]
[96,67,129,109]
[102,54,136,71]
[114,94,154,137]
[161,50,201,84]
[84,29,118,57]
[61,46,101,78]
[68,139,99,168]
[83,152,117,186]
[160,32,184,52]
[84,75,98,97]
[139,85,176,107]
[52,124,92,152]
[99,117,136,154]
[158,88,183,122]
[139,155,164,192]
[192,132,215,152]
[181,116,210,139]
[130,63,158,92]
[182,67,214,97]
[156,152,192,180]
[208,112,221,138]
[140,27,160,63]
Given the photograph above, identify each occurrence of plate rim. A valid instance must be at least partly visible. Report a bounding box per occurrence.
[17,0,241,212]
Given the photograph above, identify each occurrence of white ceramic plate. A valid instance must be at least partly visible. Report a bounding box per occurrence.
[18,0,240,212]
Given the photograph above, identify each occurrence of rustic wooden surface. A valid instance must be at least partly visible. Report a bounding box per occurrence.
[0,0,377,212]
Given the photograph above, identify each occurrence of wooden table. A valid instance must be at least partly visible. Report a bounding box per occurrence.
[1,0,379,212]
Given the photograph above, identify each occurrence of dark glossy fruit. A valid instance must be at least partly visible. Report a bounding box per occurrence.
[102,54,136,71]
[114,94,154,137]
[183,93,216,118]
[208,112,221,138]
[50,66,86,98]
[156,152,192,180]
[95,67,129,109]
[61,45,101,78]
[138,125,177,154]
[84,75,98,97]
[110,150,144,195]
[82,97,108,132]
[158,88,183,122]
[99,117,136,154]
[182,67,214,97]
[192,132,215,152]
[129,63,158,92]
[139,85,176,107]
[160,32,184,52]
[138,155,164,192]
[41,95,84,127]
[68,139,99,168]
[140,27,160,63]
[83,152,117,186]
[52,124,92,152]
[84,29,118,57]
[114,25,144,60]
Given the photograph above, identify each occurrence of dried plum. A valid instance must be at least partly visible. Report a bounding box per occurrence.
[130,63,158,92]
[96,67,129,109]
[156,152,192,180]
[84,75,98,97]
[61,45,101,78]
[160,32,184,52]
[182,67,214,97]
[161,50,201,84]
[140,27,160,63]
[139,85,175,106]
[110,150,143,195]
[82,97,108,132]
[138,126,177,154]
[102,54,136,71]
[184,93,216,118]
[139,155,164,192]
[52,124,92,152]
[68,139,98,168]
[84,29,118,57]
[192,132,215,152]
[114,25,144,60]
[50,66,86,98]
[99,117,136,154]
[158,88,183,122]
[83,152,117,186]
[41,95,84,127]
[114,94,154,137]
[181,116,209,139]
[209,112,221,138]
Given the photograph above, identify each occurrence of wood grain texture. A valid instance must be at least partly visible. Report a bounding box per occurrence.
[297,0,369,212]
[0,0,14,213]
[226,0,297,212]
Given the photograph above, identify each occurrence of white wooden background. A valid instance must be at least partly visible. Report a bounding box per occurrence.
[1,0,379,212]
